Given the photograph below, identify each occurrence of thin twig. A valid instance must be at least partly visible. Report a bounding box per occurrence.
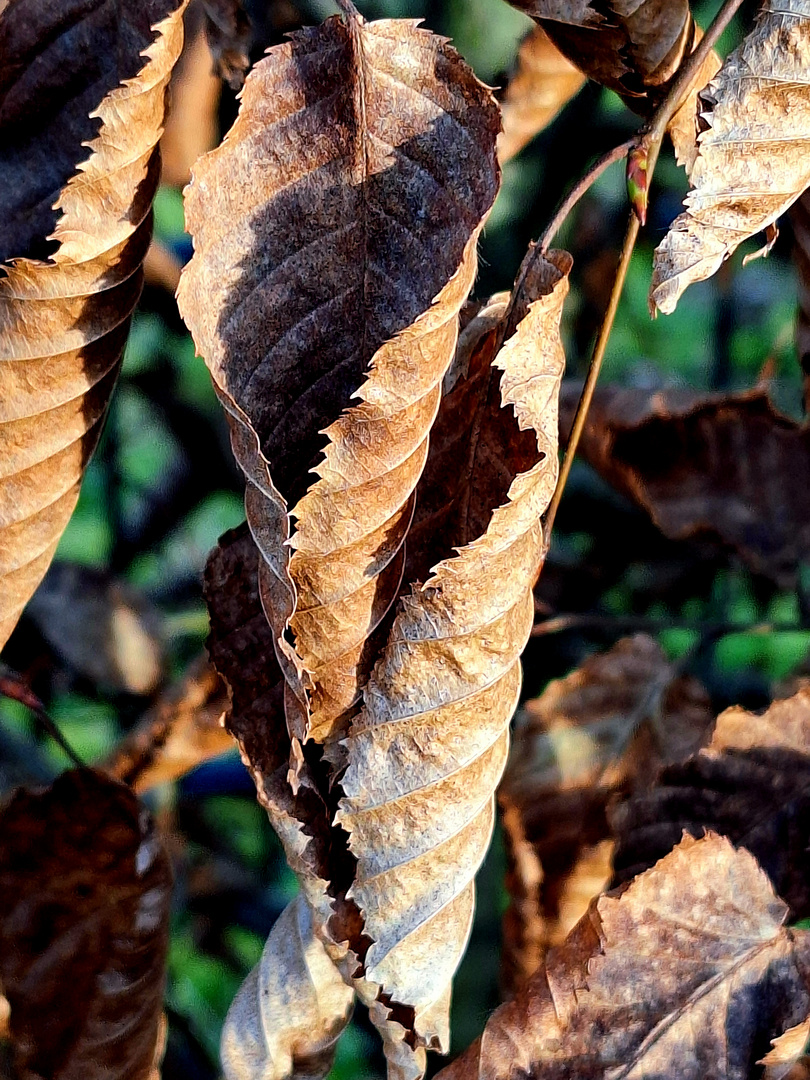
[0,669,85,769]
[541,0,747,543]
[543,210,640,540]
[538,138,635,254]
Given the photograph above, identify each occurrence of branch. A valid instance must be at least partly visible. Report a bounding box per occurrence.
[541,0,747,542]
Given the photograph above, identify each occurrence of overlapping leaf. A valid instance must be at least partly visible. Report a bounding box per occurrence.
[611,686,810,920]
[505,0,694,107]
[0,0,187,650]
[559,382,810,587]
[221,894,354,1080]
[0,769,172,1080]
[497,27,584,163]
[498,634,712,993]
[437,834,810,1080]
[334,248,570,1073]
[178,7,501,751]
[651,1,810,314]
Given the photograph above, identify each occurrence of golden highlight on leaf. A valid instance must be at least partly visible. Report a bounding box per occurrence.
[334,249,571,1073]
[221,894,354,1080]
[0,0,187,650]
[651,1,810,314]
[498,27,585,164]
[612,686,810,921]
[0,769,172,1080]
[178,8,501,750]
[438,834,810,1080]
[499,634,712,992]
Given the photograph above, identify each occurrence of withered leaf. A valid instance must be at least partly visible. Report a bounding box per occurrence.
[560,381,810,587]
[103,654,231,793]
[498,633,712,994]
[760,1015,810,1080]
[333,249,570,1076]
[0,0,187,651]
[160,3,223,187]
[505,0,695,108]
[437,834,810,1080]
[611,686,810,921]
[0,769,172,1080]
[26,563,165,696]
[221,894,354,1080]
[497,27,585,164]
[651,2,810,314]
[206,527,355,1076]
[178,7,501,749]
[204,526,333,916]
[202,0,252,89]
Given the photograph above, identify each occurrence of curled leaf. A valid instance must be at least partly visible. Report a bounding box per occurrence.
[334,249,571,1073]
[498,633,712,993]
[506,0,695,108]
[651,2,810,314]
[221,894,354,1080]
[611,686,810,921]
[0,0,187,650]
[179,8,501,749]
[438,834,810,1080]
[497,26,585,164]
[0,769,172,1080]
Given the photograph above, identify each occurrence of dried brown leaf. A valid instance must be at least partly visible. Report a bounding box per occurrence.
[497,27,585,164]
[0,0,187,651]
[206,526,355,1077]
[499,634,712,993]
[560,381,810,587]
[651,3,810,314]
[221,894,354,1080]
[611,686,810,921]
[0,769,172,1080]
[202,0,252,89]
[160,5,222,187]
[178,9,501,750]
[506,0,694,108]
[26,563,165,695]
[333,249,570,1074]
[103,655,231,792]
[438,834,810,1080]
[761,1016,810,1080]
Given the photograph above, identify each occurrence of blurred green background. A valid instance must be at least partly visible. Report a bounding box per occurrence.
[2,0,806,1076]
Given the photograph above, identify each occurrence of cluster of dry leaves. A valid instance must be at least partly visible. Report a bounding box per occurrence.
[4,0,810,1077]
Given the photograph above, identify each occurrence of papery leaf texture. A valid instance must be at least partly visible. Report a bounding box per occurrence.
[559,382,810,587]
[333,248,571,1074]
[611,685,810,922]
[505,0,695,107]
[497,26,585,164]
[0,768,172,1080]
[498,633,712,993]
[0,0,187,650]
[437,834,810,1080]
[221,893,355,1080]
[178,7,501,750]
[651,0,810,314]
[203,242,572,1080]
